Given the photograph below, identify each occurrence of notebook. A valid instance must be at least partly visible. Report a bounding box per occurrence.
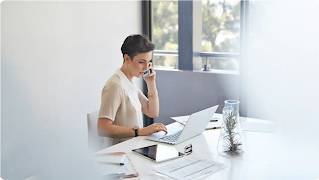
[95,152,138,178]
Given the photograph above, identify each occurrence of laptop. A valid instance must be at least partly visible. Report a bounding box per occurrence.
[145,105,219,145]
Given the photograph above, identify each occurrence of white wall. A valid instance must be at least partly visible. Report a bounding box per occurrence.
[1,1,142,179]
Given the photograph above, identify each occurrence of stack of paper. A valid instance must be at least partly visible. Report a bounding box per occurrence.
[171,113,277,133]
[153,155,225,180]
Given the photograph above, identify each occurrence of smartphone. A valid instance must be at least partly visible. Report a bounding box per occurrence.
[142,61,152,79]
[142,70,151,79]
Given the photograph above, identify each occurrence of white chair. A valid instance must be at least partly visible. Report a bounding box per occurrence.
[87,111,113,152]
[23,174,40,180]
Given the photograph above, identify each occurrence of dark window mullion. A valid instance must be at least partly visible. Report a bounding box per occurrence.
[178,0,193,71]
[142,0,154,126]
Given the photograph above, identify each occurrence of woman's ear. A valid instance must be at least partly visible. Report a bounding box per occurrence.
[123,54,131,64]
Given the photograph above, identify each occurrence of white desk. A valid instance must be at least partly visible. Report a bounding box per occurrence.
[95,122,319,180]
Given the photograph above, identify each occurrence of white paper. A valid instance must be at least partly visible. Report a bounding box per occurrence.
[171,114,277,133]
[240,117,277,133]
[139,173,171,180]
[153,156,224,180]
[241,122,277,133]
[171,113,222,129]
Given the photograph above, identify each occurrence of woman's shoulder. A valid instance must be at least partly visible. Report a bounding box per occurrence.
[105,74,121,84]
[102,75,123,93]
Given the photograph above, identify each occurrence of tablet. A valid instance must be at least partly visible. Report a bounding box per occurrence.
[132,144,184,163]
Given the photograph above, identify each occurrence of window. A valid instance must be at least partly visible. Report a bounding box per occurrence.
[202,0,241,71]
[202,0,241,53]
[152,1,178,70]
[150,0,246,72]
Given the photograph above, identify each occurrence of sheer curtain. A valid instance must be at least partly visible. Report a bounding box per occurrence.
[241,0,319,173]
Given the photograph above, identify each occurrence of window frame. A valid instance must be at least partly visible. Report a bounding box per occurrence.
[147,0,249,72]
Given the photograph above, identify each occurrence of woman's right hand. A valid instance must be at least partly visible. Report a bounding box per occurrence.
[140,123,168,136]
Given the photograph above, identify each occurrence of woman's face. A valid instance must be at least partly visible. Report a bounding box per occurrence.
[126,52,152,78]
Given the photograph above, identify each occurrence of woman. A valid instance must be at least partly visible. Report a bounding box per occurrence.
[97,34,167,145]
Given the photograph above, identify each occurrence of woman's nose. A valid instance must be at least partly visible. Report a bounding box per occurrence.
[143,64,148,71]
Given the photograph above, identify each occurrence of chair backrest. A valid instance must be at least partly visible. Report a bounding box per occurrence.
[87,111,113,152]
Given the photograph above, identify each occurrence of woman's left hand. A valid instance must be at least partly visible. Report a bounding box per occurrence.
[144,62,156,84]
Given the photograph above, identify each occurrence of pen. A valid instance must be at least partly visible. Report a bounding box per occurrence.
[210,119,218,122]
[104,162,125,165]
[205,127,221,130]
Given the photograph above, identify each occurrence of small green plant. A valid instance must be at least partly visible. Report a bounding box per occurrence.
[223,111,242,156]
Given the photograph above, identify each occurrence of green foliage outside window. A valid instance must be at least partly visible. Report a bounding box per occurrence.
[152,0,240,70]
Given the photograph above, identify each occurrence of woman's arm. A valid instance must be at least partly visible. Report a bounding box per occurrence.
[142,63,159,118]
[142,81,159,118]
[98,118,167,138]
[98,118,135,138]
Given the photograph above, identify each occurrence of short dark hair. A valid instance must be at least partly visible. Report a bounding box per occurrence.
[121,34,155,63]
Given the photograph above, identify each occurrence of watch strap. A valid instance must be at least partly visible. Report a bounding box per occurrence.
[134,129,138,137]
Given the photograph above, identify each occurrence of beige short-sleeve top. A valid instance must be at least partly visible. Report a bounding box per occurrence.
[99,69,148,145]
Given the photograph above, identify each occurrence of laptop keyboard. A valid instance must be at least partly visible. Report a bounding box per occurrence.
[159,130,182,142]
